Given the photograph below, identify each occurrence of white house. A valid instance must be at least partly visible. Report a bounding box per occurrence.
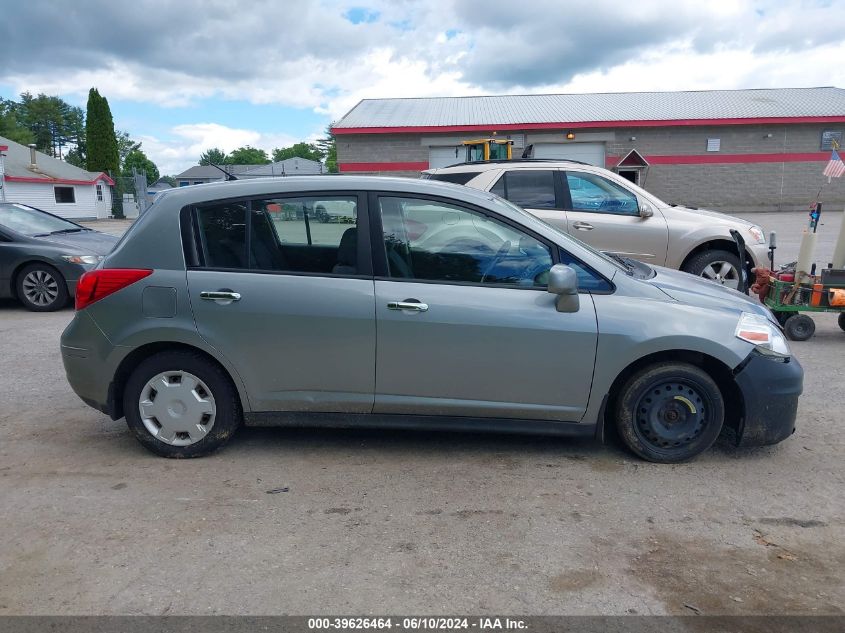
[0,135,114,219]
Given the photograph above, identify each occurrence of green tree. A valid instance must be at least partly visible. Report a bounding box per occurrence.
[199,147,228,165]
[158,175,177,187]
[85,88,121,215]
[123,148,160,184]
[316,124,338,173]
[228,145,270,165]
[0,98,34,145]
[116,130,141,168]
[272,142,323,163]
[16,92,84,158]
[86,88,119,175]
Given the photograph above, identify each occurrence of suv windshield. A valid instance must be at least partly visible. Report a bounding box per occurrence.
[0,203,85,236]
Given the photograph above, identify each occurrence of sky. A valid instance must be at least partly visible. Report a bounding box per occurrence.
[2,0,844,175]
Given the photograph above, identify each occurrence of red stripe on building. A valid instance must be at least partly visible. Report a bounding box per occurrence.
[606,152,832,167]
[5,173,115,186]
[339,161,429,172]
[333,116,845,136]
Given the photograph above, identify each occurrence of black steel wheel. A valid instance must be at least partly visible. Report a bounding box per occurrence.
[783,314,815,341]
[615,362,724,463]
[838,313,845,332]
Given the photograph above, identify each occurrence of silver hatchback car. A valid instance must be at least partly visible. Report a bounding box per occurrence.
[61,176,802,463]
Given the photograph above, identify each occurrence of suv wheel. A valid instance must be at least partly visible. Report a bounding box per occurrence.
[123,350,242,458]
[16,263,69,311]
[615,362,725,463]
[682,249,742,289]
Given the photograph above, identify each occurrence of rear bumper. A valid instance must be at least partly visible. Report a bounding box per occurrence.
[60,311,116,415]
[734,349,803,447]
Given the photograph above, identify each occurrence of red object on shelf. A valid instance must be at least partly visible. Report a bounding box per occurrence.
[777,272,795,282]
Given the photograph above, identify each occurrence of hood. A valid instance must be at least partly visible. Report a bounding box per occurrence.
[37,230,119,256]
[646,265,772,319]
[665,204,755,227]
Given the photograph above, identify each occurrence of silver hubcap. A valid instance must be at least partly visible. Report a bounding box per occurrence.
[700,261,740,289]
[139,371,216,446]
[22,270,59,306]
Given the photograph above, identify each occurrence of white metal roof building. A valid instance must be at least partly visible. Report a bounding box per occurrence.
[332,87,845,213]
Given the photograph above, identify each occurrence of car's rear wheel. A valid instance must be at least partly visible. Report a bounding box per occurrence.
[682,249,742,289]
[838,313,845,332]
[16,263,69,311]
[123,350,242,458]
[615,362,725,463]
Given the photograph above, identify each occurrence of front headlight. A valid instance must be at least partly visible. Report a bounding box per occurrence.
[735,312,790,356]
[61,254,102,265]
[747,225,766,244]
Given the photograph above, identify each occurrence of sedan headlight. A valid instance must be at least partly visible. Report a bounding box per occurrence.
[747,225,766,244]
[61,254,102,265]
[735,312,790,356]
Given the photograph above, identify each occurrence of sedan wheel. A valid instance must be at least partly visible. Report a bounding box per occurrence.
[124,350,242,458]
[682,249,743,290]
[16,263,69,311]
[139,371,216,446]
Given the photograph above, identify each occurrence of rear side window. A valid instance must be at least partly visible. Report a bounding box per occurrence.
[427,171,482,186]
[193,195,361,275]
[490,171,556,209]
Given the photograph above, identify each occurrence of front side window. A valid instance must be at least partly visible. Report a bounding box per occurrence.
[490,170,556,209]
[565,171,639,215]
[378,196,552,287]
[54,187,75,204]
[195,195,359,275]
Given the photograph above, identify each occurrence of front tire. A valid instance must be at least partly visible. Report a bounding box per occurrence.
[123,350,242,458]
[615,362,725,463]
[16,263,69,311]
[837,313,845,332]
[682,249,742,289]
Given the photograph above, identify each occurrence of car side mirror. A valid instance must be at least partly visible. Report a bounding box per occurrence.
[547,264,580,313]
[639,202,654,219]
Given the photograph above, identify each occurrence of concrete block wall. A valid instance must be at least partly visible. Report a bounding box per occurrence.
[336,123,845,212]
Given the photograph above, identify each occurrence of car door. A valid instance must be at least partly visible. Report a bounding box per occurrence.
[370,193,599,422]
[184,192,376,413]
[489,169,569,233]
[561,170,669,265]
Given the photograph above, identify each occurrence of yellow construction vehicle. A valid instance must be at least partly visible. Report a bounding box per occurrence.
[462,138,513,162]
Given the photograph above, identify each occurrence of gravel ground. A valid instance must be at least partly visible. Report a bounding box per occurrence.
[0,211,843,615]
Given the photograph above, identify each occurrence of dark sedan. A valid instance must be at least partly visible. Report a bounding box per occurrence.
[0,202,118,311]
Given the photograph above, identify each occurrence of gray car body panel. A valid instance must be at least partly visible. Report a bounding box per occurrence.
[62,176,777,433]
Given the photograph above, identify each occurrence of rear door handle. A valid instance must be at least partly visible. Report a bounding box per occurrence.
[387,300,428,312]
[572,221,594,231]
[200,290,241,302]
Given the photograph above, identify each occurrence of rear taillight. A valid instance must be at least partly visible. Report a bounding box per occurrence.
[75,269,153,310]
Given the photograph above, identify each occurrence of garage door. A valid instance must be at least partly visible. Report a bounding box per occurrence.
[531,142,605,166]
[429,146,463,169]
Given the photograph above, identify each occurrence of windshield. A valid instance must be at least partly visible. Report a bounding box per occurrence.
[0,203,84,236]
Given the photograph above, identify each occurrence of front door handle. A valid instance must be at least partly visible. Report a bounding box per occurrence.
[200,290,241,303]
[387,300,428,312]
[572,221,594,231]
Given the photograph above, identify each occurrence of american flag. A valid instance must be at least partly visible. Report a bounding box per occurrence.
[823,149,845,179]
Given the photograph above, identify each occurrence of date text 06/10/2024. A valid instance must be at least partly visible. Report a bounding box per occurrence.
[307,618,528,630]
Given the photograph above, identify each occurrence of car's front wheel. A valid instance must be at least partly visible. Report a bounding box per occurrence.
[682,249,742,289]
[615,362,725,463]
[16,263,69,311]
[123,350,242,458]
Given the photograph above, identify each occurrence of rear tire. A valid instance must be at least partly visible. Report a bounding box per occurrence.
[615,362,724,463]
[783,314,815,341]
[16,263,69,311]
[682,249,743,289]
[839,313,845,332]
[123,350,242,458]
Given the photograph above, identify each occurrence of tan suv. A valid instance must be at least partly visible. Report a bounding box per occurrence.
[423,160,769,288]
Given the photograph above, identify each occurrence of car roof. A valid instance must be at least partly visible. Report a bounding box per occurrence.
[154,175,506,210]
[426,159,597,173]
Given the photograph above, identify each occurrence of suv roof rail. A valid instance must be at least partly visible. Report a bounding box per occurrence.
[441,158,594,169]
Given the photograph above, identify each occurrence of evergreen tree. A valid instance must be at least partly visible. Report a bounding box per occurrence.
[85,88,120,215]
[316,124,338,173]
[199,148,228,165]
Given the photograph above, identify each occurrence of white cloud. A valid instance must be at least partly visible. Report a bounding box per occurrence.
[139,123,300,175]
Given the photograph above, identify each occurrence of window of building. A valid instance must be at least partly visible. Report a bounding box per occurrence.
[193,181,203,185]
[564,172,639,215]
[706,138,721,152]
[96,184,103,202]
[490,170,557,209]
[179,181,189,187]
[378,196,552,287]
[54,187,76,204]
